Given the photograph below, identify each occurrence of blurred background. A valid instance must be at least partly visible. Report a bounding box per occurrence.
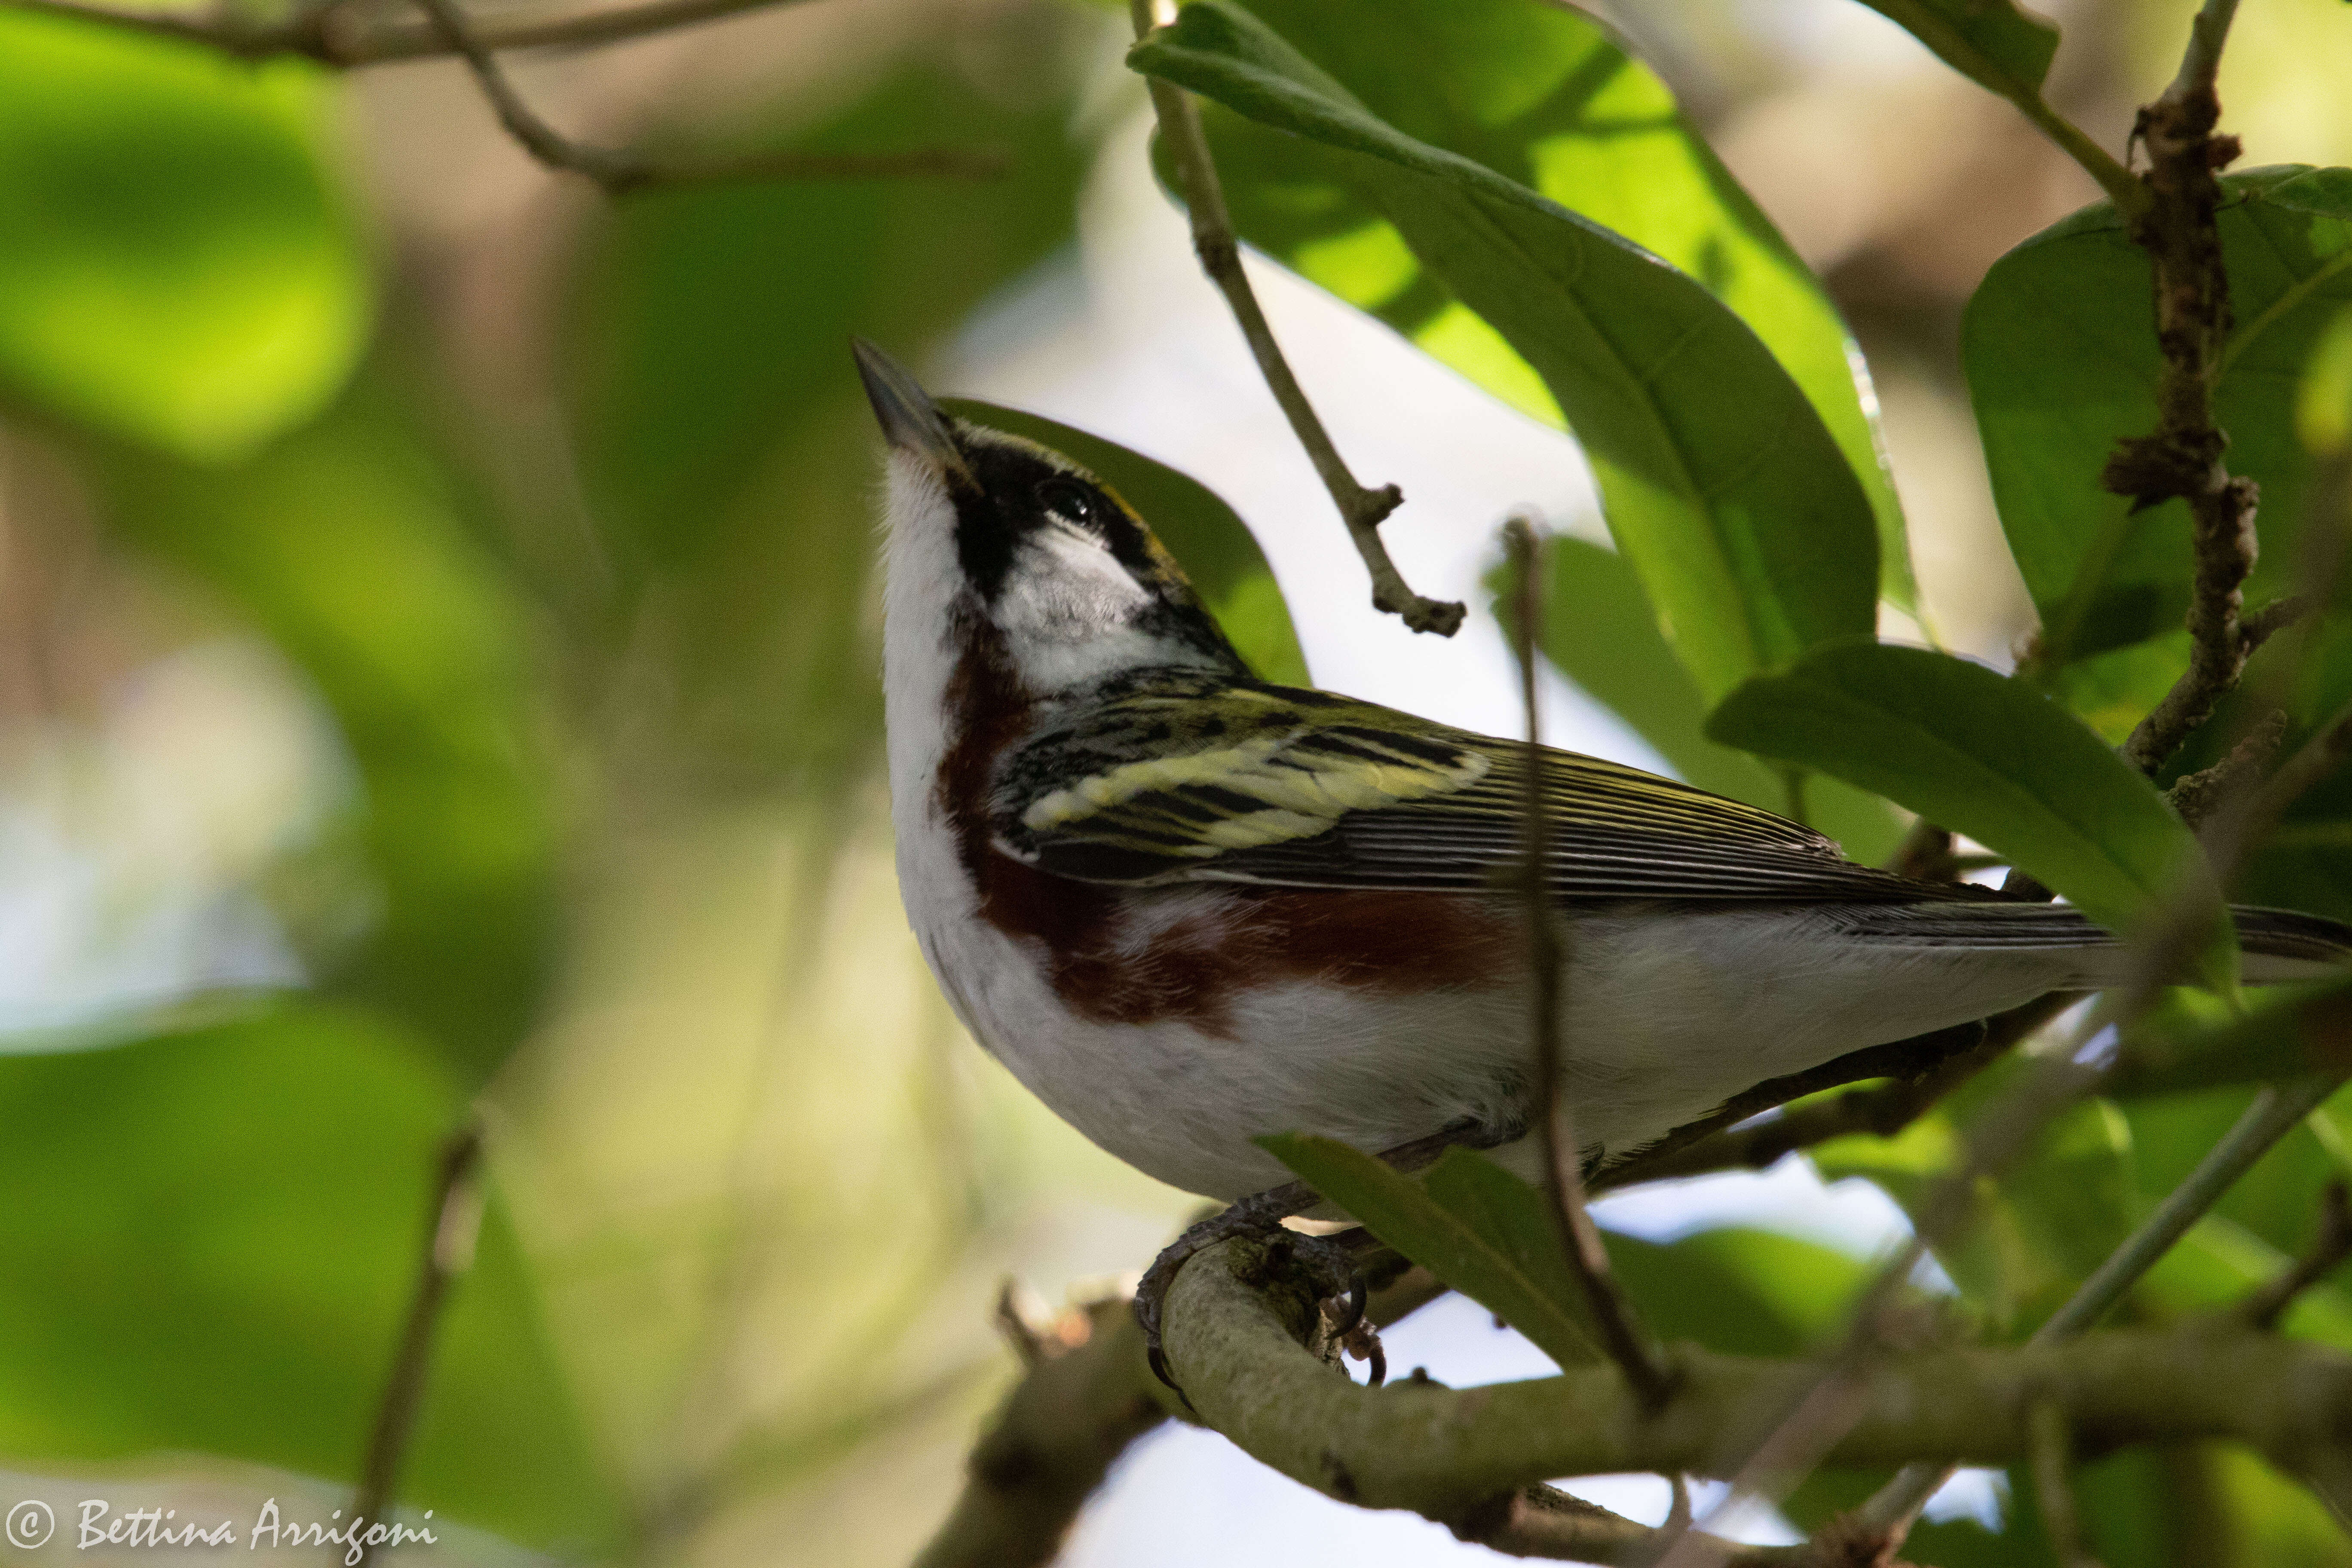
[3,0,2351,1562]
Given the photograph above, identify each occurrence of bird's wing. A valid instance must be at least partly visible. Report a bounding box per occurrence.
[992,679,1947,903]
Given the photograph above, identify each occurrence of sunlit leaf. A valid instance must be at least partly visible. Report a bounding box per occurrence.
[1709,641,2235,986]
[1608,1228,1871,1357]
[0,1003,620,1553]
[1132,1,1880,703]
[1967,167,2352,667]
[1259,1135,1601,1371]
[1188,0,1913,609]
[942,400,1309,685]
[0,12,371,462]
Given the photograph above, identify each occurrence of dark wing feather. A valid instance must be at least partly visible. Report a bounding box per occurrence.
[994,677,1965,906]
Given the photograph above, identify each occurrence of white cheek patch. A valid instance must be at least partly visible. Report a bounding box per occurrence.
[994,525,1153,640]
[992,527,1206,692]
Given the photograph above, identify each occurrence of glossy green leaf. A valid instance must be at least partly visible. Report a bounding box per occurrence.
[1708,641,2234,984]
[92,361,557,1084]
[0,1004,619,1552]
[941,400,1308,685]
[1132,2,1880,702]
[1967,167,2352,666]
[0,12,371,462]
[1853,0,2059,98]
[1187,0,1912,609]
[1491,539,1904,863]
[562,6,1097,772]
[1258,1135,1600,1371]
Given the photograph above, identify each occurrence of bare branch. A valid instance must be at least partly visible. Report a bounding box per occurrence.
[350,1121,486,1565]
[1503,519,1672,1411]
[1127,3,1462,635]
[410,0,1000,193]
[3,0,813,64]
[2103,0,2259,775]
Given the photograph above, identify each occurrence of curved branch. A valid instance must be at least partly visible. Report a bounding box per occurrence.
[2,0,812,65]
[1159,1238,2352,1526]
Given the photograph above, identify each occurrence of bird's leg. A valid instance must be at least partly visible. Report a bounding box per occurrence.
[1136,1120,1499,1395]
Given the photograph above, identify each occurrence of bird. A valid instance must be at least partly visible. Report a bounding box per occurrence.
[851,337,2350,1358]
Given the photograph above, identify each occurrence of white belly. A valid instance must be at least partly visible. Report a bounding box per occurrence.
[901,806,2082,1200]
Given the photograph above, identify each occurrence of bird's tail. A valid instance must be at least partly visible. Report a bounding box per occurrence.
[2233,906,2352,980]
[1824,900,2352,984]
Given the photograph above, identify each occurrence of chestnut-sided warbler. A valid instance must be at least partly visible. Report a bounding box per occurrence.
[854,337,2346,1249]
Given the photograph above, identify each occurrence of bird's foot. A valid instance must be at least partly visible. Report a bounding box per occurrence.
[1136,1185,1381,1398]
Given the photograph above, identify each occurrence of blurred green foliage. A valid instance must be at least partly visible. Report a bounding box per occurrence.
[0,12,370,462]
[2,0,2351,1562]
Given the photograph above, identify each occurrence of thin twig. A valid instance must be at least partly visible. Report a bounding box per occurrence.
[349,1121,487,1565]
[2245,1180,2352,1331]
[411,0,1001,193]
[6,0,810,65]
[1127,1,1462,635]
[1506,519,1671,1412]
[2026,1401,2103,1568]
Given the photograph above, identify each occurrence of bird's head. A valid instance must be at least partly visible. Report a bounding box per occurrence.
[853,338,1246,697]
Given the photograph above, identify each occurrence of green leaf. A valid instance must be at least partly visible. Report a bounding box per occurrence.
[1852,0,2060,98]
[0,1004,620,1553]
[562,8,1097,772]
[2302,303,2352,456]
[92,359,557,1084]
[1707,640,2235,985]
[1813,1071,2136,1332]
[2111,978,2352,1099]
[1257,1134,1601,1371]
[1132,1,1880,702]
[1967,167,2352,666]
[940,401,1308,685]
[0,12,371,462]
[1186,0,1913,610]
[1491,538,1904,863]
[1608,1228,1871,1357]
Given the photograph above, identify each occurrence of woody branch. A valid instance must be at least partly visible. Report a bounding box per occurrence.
[1125,1,1463,636]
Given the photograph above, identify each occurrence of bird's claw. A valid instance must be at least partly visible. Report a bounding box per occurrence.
[1136,1198,1376,1400]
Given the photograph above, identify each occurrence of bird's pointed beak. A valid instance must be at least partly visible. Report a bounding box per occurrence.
[852,338,972,485]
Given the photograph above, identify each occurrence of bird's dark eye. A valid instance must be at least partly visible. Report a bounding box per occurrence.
[1037,478,1098,528]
